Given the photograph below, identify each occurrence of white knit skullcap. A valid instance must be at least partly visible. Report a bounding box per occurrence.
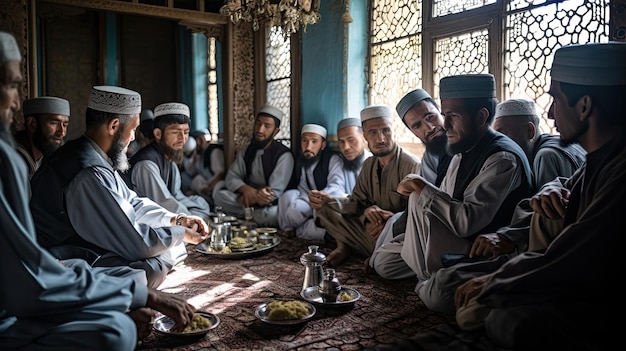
[360,105,393,122]
[23,97,70,117]
[154,102,190,118]
[494,99,538,119]
[0,31,21,63]
[258,104,284,125]
[301,124,327,138]
[88,86,141,115]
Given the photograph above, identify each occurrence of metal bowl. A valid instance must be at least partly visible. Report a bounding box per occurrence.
[257,234,275,245]
[152,311,220,337]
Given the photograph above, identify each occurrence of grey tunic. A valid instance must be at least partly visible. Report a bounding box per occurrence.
[1,138,144,350]
[316,146,421,256]
[213,141,294,226]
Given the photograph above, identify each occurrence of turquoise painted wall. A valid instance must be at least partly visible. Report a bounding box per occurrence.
[301,0,368,136]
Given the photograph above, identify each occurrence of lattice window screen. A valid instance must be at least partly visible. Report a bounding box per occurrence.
[265,26,292,148]
[503,0,609,134]
[207,37,220,142]
[370,0,423,144]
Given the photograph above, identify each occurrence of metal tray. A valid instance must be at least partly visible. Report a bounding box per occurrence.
[194,236,280,259]
[152,311,220,337]
[300,286,361,308]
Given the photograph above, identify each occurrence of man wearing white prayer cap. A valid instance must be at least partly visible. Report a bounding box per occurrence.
[14,96,70,178]
[213,103,294,226]
[307,118,372,225]
[452,42,626,350]
[278,123,346,240]
[493,98,585,190]
[0,30,198,350]
[376,73,533,284]
[127,102,211,225]
[316,105,421,266]
[31,87,210,289]
[368,88,453,278]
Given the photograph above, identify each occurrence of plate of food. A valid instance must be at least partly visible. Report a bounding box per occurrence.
[300,287,361,308]
[255,299,316,325]
[256,227,278,235]
[152,311,220,337]
[195,236,281,259]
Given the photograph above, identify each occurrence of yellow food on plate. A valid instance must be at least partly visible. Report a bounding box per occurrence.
[339,292,352,302]
[228,237,253,249]
[266,300,310,320]
[182,313,212,333]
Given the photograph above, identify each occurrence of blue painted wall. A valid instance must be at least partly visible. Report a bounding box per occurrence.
[301,0,368,136]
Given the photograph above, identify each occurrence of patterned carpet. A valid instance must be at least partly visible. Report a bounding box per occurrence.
[137,231,457,351]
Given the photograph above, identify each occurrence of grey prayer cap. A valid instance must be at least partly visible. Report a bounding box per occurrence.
[440,74,496,99]
[396,89,433,120]
[190,128,210,137]
[494,99,538,119]
[88,86,141,115]
[337,117,361,130]
[361,105,393,122]
[0,31,21,63]
[23,97,70,117]
[154,102,190,118]
[258,104,284,125]
[551,42,626,86]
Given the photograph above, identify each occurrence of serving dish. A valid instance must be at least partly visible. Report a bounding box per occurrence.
[256,227,278,234]
[254,300,316,325]
[300,286,361,308]
[195,236,280,259]
[152,311,220,337]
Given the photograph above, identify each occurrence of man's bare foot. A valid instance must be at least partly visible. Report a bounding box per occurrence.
[327,245,351,266]
[362,256,374,275]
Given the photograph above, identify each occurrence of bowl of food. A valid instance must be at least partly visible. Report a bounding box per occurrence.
[152,311,220,338]
[255,299,316,325]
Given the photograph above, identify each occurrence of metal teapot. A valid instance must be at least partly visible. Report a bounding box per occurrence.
[300,245,326,292]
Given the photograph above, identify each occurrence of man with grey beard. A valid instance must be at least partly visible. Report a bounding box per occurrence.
[30,86,209,289]
[127,102,211,221]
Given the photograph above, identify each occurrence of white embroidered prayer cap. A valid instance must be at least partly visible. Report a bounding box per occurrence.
[301,124,327,139]
[258,104,284,125]
[23,97,70,117]
[154,102,191,118]
[360,105,393,122]
[494,99,538,119]
[396,88,433,120]
[337,117,361,130]
[440,74,496,99]
[551,42,626,86]
[88,86,141,115]
[0,31,21,63]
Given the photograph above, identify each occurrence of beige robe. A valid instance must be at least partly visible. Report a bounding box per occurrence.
[316,146,421,256]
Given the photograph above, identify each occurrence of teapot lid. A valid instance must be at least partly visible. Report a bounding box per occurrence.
[300,245,326,264]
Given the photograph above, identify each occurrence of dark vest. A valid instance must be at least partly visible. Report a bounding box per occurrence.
[288,148,336,190]
[243,140,291,185]
[453,130,533,236]
[127,142,173,191]
[435,153,453,187]
[534,134,586,170]
[30,136,110,253]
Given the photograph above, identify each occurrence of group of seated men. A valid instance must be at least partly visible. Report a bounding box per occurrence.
[1,26,624,349]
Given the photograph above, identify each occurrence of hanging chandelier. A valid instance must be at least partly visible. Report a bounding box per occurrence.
[220,0,321,36]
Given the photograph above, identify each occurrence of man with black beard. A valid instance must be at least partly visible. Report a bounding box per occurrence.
[127,102,211,221]
[372,74,533,283]
[213,104,294,227]
[14,96,70,179]
[278,124,345,240]
[30,86,209,289]
[368,88,452,278]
